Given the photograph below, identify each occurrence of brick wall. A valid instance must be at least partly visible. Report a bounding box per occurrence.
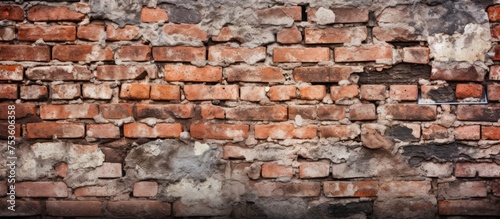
[0,0,499,218]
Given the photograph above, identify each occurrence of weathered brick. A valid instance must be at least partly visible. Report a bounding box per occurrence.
[77,22,105,41]
[200,104,225,119]
[252,182,321,197]
[456,84,482,99]
[163,24,207,42]
[82,84,113,100]
[153,46,206,62]
[97,65,156,80]
[0,103,36,119]
[0,5,24,21]
[438,181,487,199]
[360,85,386,101]
[0,123,21,139]
[226,105,287,121]
[488,5,500,22]
[261,163,293,178]
[211,26,240,42]
[0,65,23,81]
[293,66,358,83]
[120,83,150,99]
[389,85,418,101]
[0,26,15,41]
[269,85,296,101]
[133,182,158,197]
[106,25,140,41]
[494,45,500,61]
[330,85,359,101]
[209,46,266,64]
[116,45,151,61]
[456,105,500,121]
[257,6,301,25]
[54,162,68,178]
[20,85,48,100]
[289,105,316,120]
[108,201,171,217]
[135,104,194,119]
[53,45,113,62]
[240,86,268,102]
[439,200,500,216]
[482,126,500,140]
[277,26,302,44]
[46,201,103,217]
[299,162,329,178]
[191,123,249,140]
[255,124,316,139]
[320,124,360,139]
[100,104,133,119]
[0,84,17,99]
[27,65,92,81]
[385,104,437,121]
[226,66,285,83]
[18,25,76,41]
[74,186,113,197]
[28,5,84,21]
[307,7,369,24]
[335,45,393,62]
[50,84,80,100]
[150,84,181,100]
[87,124,120,139]
[27,122,85,139]
[493,181,500,196]
[96,162,122,178]
[17,182,68,197]
[305,27,367,44]
[491,65,500,81]
[0,200,42,217]
[489,84,500,101]
[124,123,182,138]
[454,125,480,140]
[141,7,168,22]
[402,47,430,64]
[431,62,485,81]
[223,146,247,159]
[299,85,326,100]
[317,105,345,121]
[422,124,449,140]
[273,47,330,63]
[164,65,221,82]
[40,104,98,120]
[0,181,7,196]
[324,181,378,197]
[184,84,238,100]
[349,103,377,121]
[379,181,431,197]
[492,25,500,41]
[455,163,500,177]
[0,45,50,61]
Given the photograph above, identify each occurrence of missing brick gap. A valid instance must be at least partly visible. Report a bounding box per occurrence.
[300,5,308,22]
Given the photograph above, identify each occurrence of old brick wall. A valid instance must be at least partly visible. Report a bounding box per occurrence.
[0,0,499,218]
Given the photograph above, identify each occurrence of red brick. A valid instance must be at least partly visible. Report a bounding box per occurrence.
[0,84,17,99]
[495,45,500,61]
[0,123,21,139]
[492,25,500,41]
[87,124,120,139]
[488,5,500,22]
[163,24,207,42]
[150,84,181,100]
[431,62,486,81]
[108,201,171,217]
[27,65,92,81]
[96,162,122,178]
[226,105,287,121]
[457,105,500,121]
[53,45,113,62]
[305,27,367,44]
[493,66,500,81]
[0,26,15,41]
[489,84,500,101]
[299,162,329,178]
[27,122,85,139]
[455,84,482,99]
[293,66,358,83]
[141,7,168,22]
[209,46,266,64]
[200,104,225,119]
[74,186,114,197]
[299,85,326,100]
[482,126,500,140]
[18,25,76,41]
[277,26,302,44]
[385,104,437,121]
[133,181,158,197]
[20,85,48,100]
[0,103,36,119]
[120,83,150,99]
[454,125,480,140]
[0,5,24,21]
[190,123,249,140]
[135,104,194,119]
[307,7,369,24]
[212,26,240,42]
[439,200,500,216]
[106,25,140,41]
[324,181,378,197]
[17,182,68,197]
[269,85,296,101]
[330,85,359,101]
[360,85,386,101]
[289,105,316,120]
[77,22,105,41]
[389,85,418,101]
[317,105,345,120]
[226,66,285,83]
[96,65,156,80]
[116,45,151,61]
[255,124,316,139]
[422,124,449,140]
[273,47,330,63]
[50,84,80,100]
[164,65,221,82]
[184,84,238,100]
[54,162,68,178]
[153,46,206,62]
[257,6,302,24]
[253,182,320,197]
[261,163,293,178]
[0,65,23,81]
[0,45,50,61]
[320,124,360,139]
[493,180,500,196]
[46,201,103,217]
[82,84,112,100]
[124,123,182,138]
[349,103,377,121]
[438,181,487,199]
[335,45,393,62]
[455,163,500,177]
[0,200,42,217]
[28,5,85,21]
[402,47,430,64]
[240,86,267,102]
[100,103,133,119]
[379,181,431,197]
[40,104,98,120]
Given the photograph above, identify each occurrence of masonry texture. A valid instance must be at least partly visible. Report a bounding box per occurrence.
[0,0,499,218]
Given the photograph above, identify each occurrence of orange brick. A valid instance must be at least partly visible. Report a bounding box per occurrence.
[117,45,151,61]
[184,84,238,100]
[305,27,367,44]
[456,84,482,99]
[330,85,359,101]
[17,182,68,198]
[0,65,23,81]
[226,105,287,121]
[269,85,296,101]
[164,65,222,82]
[379,181,431,197]
[335,45,393,62]
[0,45,50,61]
[119,83,150,99]
[86,124,120,139]
[261,163,293,178]
[360,85,386,101]
[320,125,359,139]
[299,162,330,178]
[299,85,326,100]
[141,7,168,22]
[389,85,418,101]
[488,5,500,22]
[482,126,500,140]
[153,46,206,62]
[226,66,285,83]
[54,162,68,178]
[455,125,480,140]
[0,5,24,21]
[133,182,158,197]
[28,5,84,21]
[324,181,378,197]
[273,47,330,63]
[277,26,302,44]
[211,26,239,42]
[18,24,76,42]
[77,22,105,41]
[106,25,140,41]
[20,85,48,100]
[200,104,225,119]
[257,6,302,24]
[317,105,345,121]
[135,104,194,119]
[208,46,266,64]
[100,104,133,119]
[124,123,182,138]
[96,162,122,178]
[0,84,17,99]
[53,45,113,62]
[163,24,207,42]
[40,104,98,120]
[255,124,316,139]
[190,123,249,140]
[150,84,181,100]
[491,25,500,41]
